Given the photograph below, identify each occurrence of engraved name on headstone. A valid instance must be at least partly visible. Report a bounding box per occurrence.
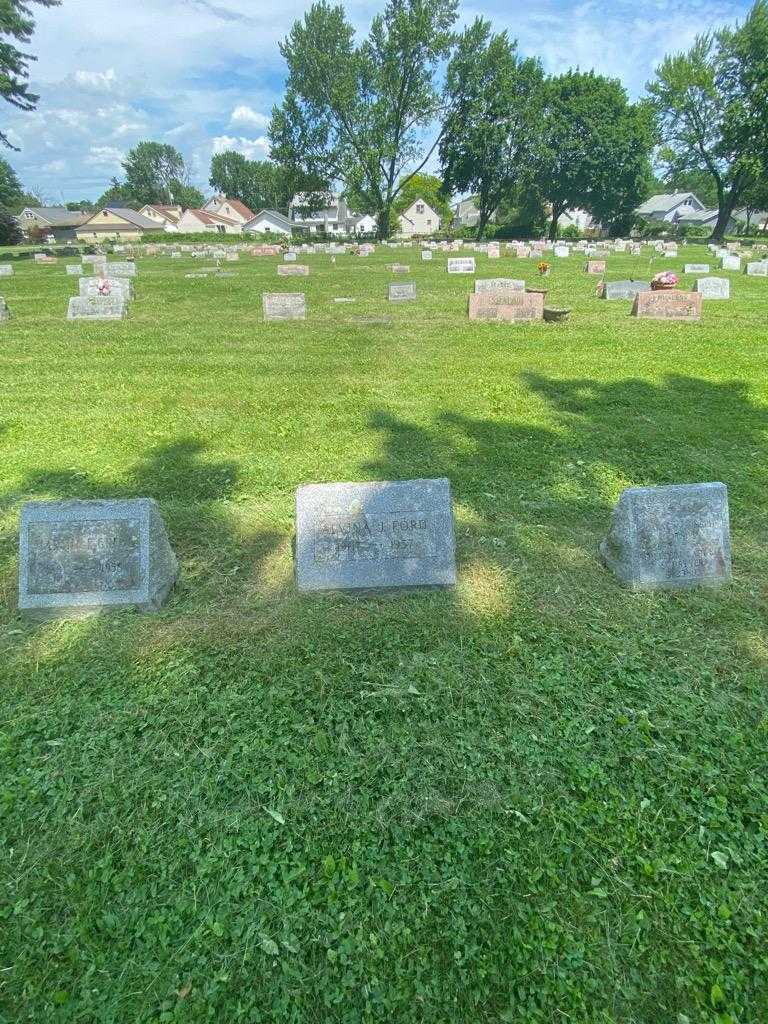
[745,261,768,276]
[447,257,476,274]
[18,498,179,616]
[277,264,310,277]
[474,278,525,293]
[685,263,710,273]
[388,282,417,301]
[631,290,702,321]
[107,261,137,277]
[295,478,457,593]
[262,292,307,321]
[67,295,127,320]
[468,291,544,322]
[599,482,731,590]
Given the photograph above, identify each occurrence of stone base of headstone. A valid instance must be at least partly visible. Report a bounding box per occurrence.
[468,291,544,322]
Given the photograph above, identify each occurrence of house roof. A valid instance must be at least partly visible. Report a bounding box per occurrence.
[204,195,255,220]
[734,208,768,223]
[677,208,720,224]
[21,206,91,227]
[98,207,158,229]
[142,204,182,223]
[635,193,701,215]
[245,209,293,231]
[400,197,439,219]
[184,209,240,227]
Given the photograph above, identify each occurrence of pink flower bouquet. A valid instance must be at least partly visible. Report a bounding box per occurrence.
[651,271,678,291]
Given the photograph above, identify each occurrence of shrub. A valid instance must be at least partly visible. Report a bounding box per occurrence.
[0,209,23,246]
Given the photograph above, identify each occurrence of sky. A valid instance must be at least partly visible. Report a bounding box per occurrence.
[4,0,753,203]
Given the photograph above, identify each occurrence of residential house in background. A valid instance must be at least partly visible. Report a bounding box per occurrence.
[675,207,736,233]
[734,207,768,232]
[176,208,242,234]
[75,207,158,242]
[348,212,377,235]
[452,197,496,230]
[634,193,706,223]
[289,193,375,235]
[138,205,183,231]
[202,195,255,225]
[558,208,597,232]
[398,198,440,237]
[243,209,293,236]
[18,206,91,241]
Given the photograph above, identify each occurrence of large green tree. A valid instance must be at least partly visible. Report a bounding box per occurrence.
[439,18,543,238]
[0,156,23,206]
[209,152,291,212]
[647,2,768,241]
[1,0,60,149]
[532,71,654,239]
[119,142,195,207]
[269,0,458,239]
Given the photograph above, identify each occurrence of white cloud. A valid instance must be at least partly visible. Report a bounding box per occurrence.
[231,105,270,128]
[74,68,117,90]
[212,134,270,160]
[86,145,124,167]
[42,159,66,173]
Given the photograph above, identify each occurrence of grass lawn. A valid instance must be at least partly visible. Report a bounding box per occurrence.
[1,244,767,1023]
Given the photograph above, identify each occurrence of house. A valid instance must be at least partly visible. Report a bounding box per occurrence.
[452,197,496,229]
[139,205,183,231]
[559,208,596,232]
[243,209,293,236]
[288,193,374,235]
[397,198,440,237]
[75,207,158,242]
[18,206,91,241]
[634,193,705,223]
[348,212,377,235]
[676,208,738,233]
[176,208,242,234]
[202,195,255,225]
[734,208,768,232]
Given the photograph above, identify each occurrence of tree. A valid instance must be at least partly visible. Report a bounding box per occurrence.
[0,157,23,206]
[647,2,768,241]
[209,152,292,212]
[119,142,195,207]
[269,0,458,239]
[737,177,768,232]
[0,208,22,244]
[95,180,134,209]
[532,71,655,239]
[390,172,451,231]
[440,19,543,238]
[65,200,95,212]
[171,183,205,209]
[0,0,60,149]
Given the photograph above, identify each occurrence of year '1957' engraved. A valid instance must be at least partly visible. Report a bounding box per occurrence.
[313,512,439,564]
[27,519,142,595]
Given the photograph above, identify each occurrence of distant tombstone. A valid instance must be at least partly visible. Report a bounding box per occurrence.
[67,295,127,321]
[685,263,710,273]
[475,278,525,293]
[391,264,410,274]
[694,276,730,299]
[599,280,651,300]
[614,240,627,252]
[515,246,531,259]
[421,250,433,261]
[487,244,501,259]
[66,264,82,275]
[0,297,10,321]
[0,264,14,276]
[18,498,179,617]
[631,290,702,321]
[721,255,740,271]
[262,292,306,321]
[108,261,136,277]
[388,282,416,302]
[295,478,457,593]
[585,261,606,274]
[225,252,239,261]
[553,245,569,258]
[599,482,731,591]
[283,252,297,262]
[745,261,768,276]
[79,277,133,301]
[277,264,310,277]
[447,257,476,274]
[468,291,544,323]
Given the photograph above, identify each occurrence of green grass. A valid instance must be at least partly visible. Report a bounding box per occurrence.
[1,244,767,1023]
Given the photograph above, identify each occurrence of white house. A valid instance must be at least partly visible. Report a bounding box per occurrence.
[289,193,375,235]
[398,198,440,237]
[138,205,183,232]
[349,212,377,235]
[635,193,705,223]
[243,209,293,236]
[203,195,255,225]
[452,197,497,229]
[176,208,242,234]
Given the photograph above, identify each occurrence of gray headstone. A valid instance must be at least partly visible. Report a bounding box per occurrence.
[66,264,82,275]
[262,292,306,321]
[78,277,133,301]
[475,278,525,293]
[295,478,457,593]
[18,498,179,617]
[553,245,569,257]
[67,295,127,320]
[388,282,416,302]
[0,296,10,321]
[0,264,13,276]
[745,261,768,276]
[685,263,710,273]
[694,276,730,299]
[601,280,651,300]
[447,257,476,274]
[107,261,137,277]
[600,482,731,590]
[421,250,433,261]
[721,255,741,271]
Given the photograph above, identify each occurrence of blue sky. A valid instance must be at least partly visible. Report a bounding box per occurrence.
[5,0,753,203]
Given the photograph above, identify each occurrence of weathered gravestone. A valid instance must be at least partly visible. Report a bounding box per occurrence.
[79,277,134,301]
[685,263,710,274]
[283,252,297,262]
[67,295,127,320]
[553,245,569,258]
[721,255,741,271]
[390,264,410,274]
[447,257,476,274]
[18,498,178,617]
[421,250,433,261]
[66,265,82,275]
[468,291,544,323]
[0,264,14,276]
[631,290,702,321]
[262,292,306,321]
[475,278,525,293]
[694,276,730,299]
[745,261,768,276]
[388,282,416,302]
[599,482,731,591]
[599,280,651,300]
[277,264,310,277]
[107,261,136,277]
[0,297,10,321]
[585,261,606,274]
[295,478,457,593]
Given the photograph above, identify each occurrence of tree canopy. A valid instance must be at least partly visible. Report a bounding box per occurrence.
[269,0,458,239]
[97,142,202,209]
[209,152,291,213]
[0,157,24,207]
[0,0,60,149]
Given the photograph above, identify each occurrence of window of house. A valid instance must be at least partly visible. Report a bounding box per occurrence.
[416,203,424,214]
[217,225,225,234]
[427,219,432,225]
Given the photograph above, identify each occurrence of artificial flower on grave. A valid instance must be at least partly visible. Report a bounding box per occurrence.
[651,271,678,290]
[538,261,551,276]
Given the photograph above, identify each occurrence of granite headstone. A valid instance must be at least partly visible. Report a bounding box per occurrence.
[262,292,306,321]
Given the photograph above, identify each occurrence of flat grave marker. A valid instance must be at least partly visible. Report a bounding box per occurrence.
[388,282,416,302]
[745,261,768,276]
[599,280,651,300]
[0,264,14,276]
[277,264,310,277]
[685,263,710,274]
[447,257,476,274]
[262,292,306,321]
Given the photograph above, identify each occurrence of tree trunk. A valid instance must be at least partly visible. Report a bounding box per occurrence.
[377,203,392,241]
[548,207,562,241]
[708,194,737,242]
[476,210,489,240]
